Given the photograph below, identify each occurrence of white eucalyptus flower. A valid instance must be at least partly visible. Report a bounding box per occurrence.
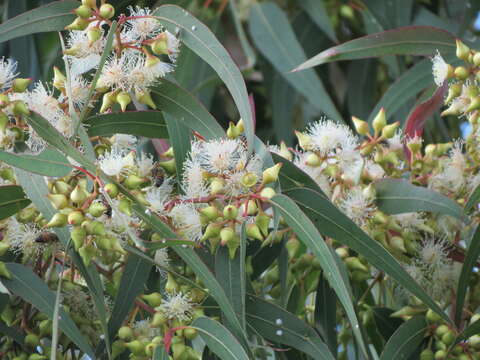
[432,51,450,86]
[158,292,194,321]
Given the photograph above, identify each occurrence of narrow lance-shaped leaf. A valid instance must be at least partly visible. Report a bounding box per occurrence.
[191,317,249,360]
[249,2,342,122]
[165,115,192,185]
[0,0,77,43]
[455,226,480,325]
[299,0,338,43]
[246,294,335,360]
[152,5,253,150]
[270,194,369,358]
[374,179,465,221]
[294,26,456,72]
[2,263,94,357]
[150,79,225,140]
[379,316,427,360]
[85,111,168,138]
[283,186,450,323]
[0,185,31,221]
[0,148,72,177]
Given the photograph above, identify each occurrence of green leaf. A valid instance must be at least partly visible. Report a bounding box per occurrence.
[372,308,404,342]
[314,272,337,356]
[0,0,77,43]
[191,317,249,360]
[465,183,480,212]
[85,111,168,138]
[0,185,31,220]
[165,115,192,185]
[299,0,337,42]
[249,2,342,122]
[0,321,25,348]
[153,346,170,360]
[214,226,246,332]
[2,263,94,357]
[294,26,456,72]
[152,5,253,150]
[379,316,427,359]
[347,59,377,119]
[245,294,335,360]
[456,319,480,343]
[374,179,465,221]
[455,226,480,325]
[270,72,296,146]
[270,194,368,358]
[150,79,225,140]
[282,187,450,323]
[108,252,152,340]
[0,147,71,177]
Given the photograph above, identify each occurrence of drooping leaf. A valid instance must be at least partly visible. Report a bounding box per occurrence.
[249,2,342,122]
[152,5,253,150]
[0,185,31,221]
[0,0,77,43]
[165,115,192,185]
[294,26,455,71]
[271,194,369,358]
[457,319,480,343]
[245,294,335,360]
[379,316,427,359]
[299,0,338,42]
[372,308,404,342]
[107,253,152,340]
[150,79,225,140]
[314,271,337,356]
[0,148,71,177]
[191,317,249,360]
[374,179,465,221]
[153,346,170,360]
[3,263,94,357]
[0,321,25,348]
[85,111,168,138]
[282,187,449,323]
[455,226,480,325]
[404,83,448,138]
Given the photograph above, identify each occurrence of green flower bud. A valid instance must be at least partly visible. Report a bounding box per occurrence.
[209,177,224,195]
[255,213,270,236]
[125,340,146,356]
[226,121,241,139]
[118,326,134,341]
[295,131,312,150]
[474,52,480,66]
[142,292,162,307]
[426,309,442,323]
[150,311,167,327]
[165,273,179,294]
[227,233,240,259]
[276,141,292,160]
[12,78,31,93]
[67,210,84,225]
[220,227,235,246]
[159,159,176,174]
[99,4,115,19]
[78,243,96,266]
[111,340,126,360]
[90,221,106,236]
[12,101,30,116]
[372,108,386,136]
[236,119,245,133]
[260,187,276,199]
[0,242,10,256]
[198,206,220,222]
[116,91,131,112]
[241,172,258,188]
[162,147,174,158]
[70,185,88,205]
[223,204,238,220]
[435,324,449,337]
[467,96,480,112]
[454,66,469,80]
[134,89,156,109]
[240,200,258,216]
[381,122,399,139]
[151,37,169,55]
[201,223,222,241]
[25,334,40,348]
[118,198,132,216]
[445,83,462,103]
[100,91,116,113]
[389,236,406,253]
[71,226,87,251]
[88,201,107,217]
[82,0,96,7]
[39,319,52,336]
[262,163,282,184]
[65,17,89,31]
[104,183,119,197]
[306,153,321,167]
[441,330,455,346]
[87,27,102,44]
[352,116,369,136]
[246,223,263,241]
[345,257,368,272]
[45,213,68,228]
[47,193,68,210]
[420,349,434,360]
[286,238,300,258]
[172,343,186,359]
[124,174,145,189]
[184,327,197,340]
[335,247,349,259]
[75,5,92,18]
[456,39,471,61]
[53,181,72,195]
[390,306,424,318]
